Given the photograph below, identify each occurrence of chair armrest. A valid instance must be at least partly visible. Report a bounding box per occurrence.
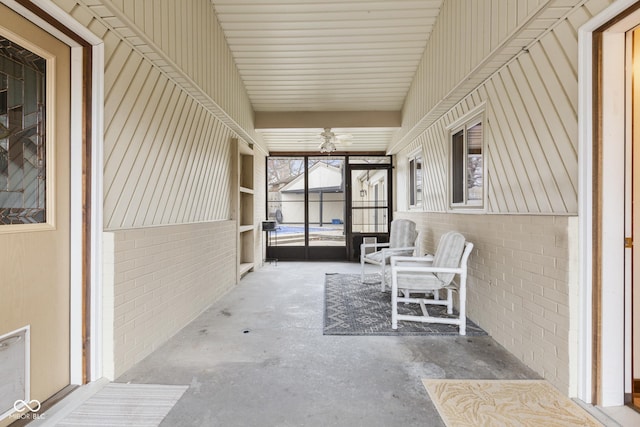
[382,246,417,253]
[391,264,464,275]
[360,242,390,250]
[390,255,434,264]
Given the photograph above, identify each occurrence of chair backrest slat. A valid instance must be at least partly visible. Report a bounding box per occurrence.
[432,231,466,284]
[389,219,417,249]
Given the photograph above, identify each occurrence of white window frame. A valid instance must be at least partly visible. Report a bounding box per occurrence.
[448,111,485,209]
[408,149,423,210]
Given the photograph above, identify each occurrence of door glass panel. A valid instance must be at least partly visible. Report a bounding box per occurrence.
[351,169,388,233]
[267,157,305,246]
[308,157,344,246]
[0,37,46,224]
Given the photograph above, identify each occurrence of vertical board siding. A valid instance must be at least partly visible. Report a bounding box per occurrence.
[398,0,614,214]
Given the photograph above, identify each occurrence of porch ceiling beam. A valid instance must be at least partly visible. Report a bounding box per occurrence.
[254,110,401,129]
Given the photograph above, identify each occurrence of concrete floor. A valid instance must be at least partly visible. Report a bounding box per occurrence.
[116,261,547,426]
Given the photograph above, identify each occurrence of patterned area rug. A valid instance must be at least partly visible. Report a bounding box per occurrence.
[323,273,486,336]
[422,379,602,427]
[56,383,188,427]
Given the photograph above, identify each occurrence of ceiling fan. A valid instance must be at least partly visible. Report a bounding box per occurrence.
[317,128,353,153]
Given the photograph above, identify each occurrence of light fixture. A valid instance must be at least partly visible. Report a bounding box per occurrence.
[360,189,367,197]
[319,140,336,153]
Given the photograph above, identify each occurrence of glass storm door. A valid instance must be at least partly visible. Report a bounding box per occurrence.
[347,157,392,261]
[266,156,347,260]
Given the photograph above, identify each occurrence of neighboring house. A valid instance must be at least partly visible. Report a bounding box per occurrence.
[278,161,344,225]
[0,1,638,424]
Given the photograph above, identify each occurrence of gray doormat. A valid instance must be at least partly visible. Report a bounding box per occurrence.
[324,273,487,336]
[55,383,187,427]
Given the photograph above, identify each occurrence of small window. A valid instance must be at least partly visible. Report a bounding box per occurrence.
[450,116,483,208]
[409,154,423,209]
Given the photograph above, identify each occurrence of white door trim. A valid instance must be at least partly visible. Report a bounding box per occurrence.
[578,0,640,407]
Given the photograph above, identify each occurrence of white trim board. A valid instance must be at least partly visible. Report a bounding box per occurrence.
[578,0,640,407]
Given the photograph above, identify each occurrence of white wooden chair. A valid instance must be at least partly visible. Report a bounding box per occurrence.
[360,219,417,291]
[390,231,474,335]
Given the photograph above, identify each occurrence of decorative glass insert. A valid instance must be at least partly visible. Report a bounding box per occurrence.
[0,36,46,225]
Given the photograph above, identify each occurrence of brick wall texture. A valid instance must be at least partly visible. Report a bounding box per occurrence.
[396,212,574,393]
[111,220,236,376]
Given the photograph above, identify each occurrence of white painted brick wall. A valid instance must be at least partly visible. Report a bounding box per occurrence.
[396,212,574,393]
[110,220,237,377]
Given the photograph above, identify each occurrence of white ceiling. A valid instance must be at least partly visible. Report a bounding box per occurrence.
[211,0,444,153]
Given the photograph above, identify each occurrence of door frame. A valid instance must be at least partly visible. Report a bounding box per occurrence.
[346,161,393,261]
[1,0,105,384]
[578,0,640,406]
[265,154,392,261]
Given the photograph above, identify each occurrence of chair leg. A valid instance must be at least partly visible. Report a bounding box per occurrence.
[391,281,398,329]
[380,263,386,291]
[459,279,467,336]
[360,255,364,283]
[446,289,453,314]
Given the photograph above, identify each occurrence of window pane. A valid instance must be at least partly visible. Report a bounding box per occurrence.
[466,122,483,202]
[409,159,416,206]
[451,130,464,204]
[415,157,423,205]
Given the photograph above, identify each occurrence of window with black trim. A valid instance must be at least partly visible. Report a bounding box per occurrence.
[408,153,422,209]
[450,116,483,207]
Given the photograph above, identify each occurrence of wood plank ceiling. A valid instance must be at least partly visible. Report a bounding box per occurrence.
[211,0,444,153]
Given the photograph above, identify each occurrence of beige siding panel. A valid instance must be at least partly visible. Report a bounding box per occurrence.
[392,0,614,154]
[92,20,236,229]
[398,0,602,214]
[135,89,189,226]
[60,0,260,149]
[108,70,169,227]
[495,69,561,212]
[485,80,531,212]
[124,83,177,227]
[515,53,576,211]
[422,124,448,212]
